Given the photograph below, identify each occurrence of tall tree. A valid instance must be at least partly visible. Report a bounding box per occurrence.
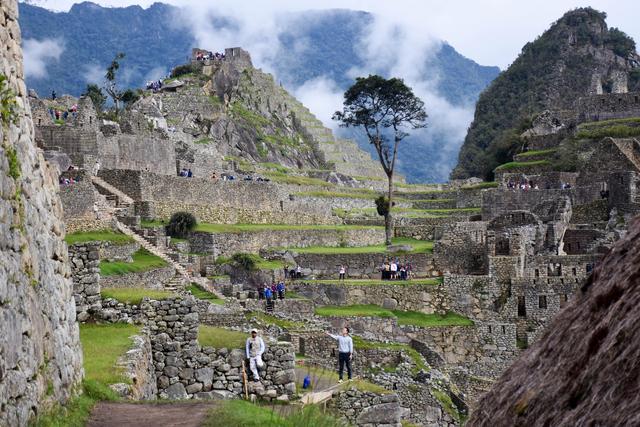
[104,52,125,115]
[82,83,106,113]
[334,75,427,244]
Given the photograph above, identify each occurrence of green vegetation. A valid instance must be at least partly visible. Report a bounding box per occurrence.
[260,162,291,174]
[0,74,17,126]
[294,190,379,200]
[194,137,214,145]
[65,230,134,245]
[494,160,551,172]
[230,101,271,128]
[516,148,558,158]
[199,326,246,349]
[283,237,433,254]
[194,223,382,234]
[575,118,640,139]
[167,211,197,238]
[316,304,473,328]
[461,181,499,190]
[99,248,168,276]
[36,324,140,426]
[299,364,391,395]
[216,253,285,270]
[140,219,166,228]
[101,288,175,305]
[188,283,225,305]
[203,399,346,427]
[264,171,333,187]
[5,146,21,180]
[432,389,464,423]
[246,312,305,329]
[170,63,199,79]
[301,278,442,286]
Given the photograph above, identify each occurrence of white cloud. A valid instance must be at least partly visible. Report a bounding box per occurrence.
[22,38,64,79]
[292,77,344,130]
[82,63,103,84]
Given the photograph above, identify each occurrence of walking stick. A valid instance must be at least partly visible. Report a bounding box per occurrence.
[242,360,249,400]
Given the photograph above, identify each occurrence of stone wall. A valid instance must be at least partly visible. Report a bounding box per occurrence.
[328,390,402,427]
[111,333,157,400]
[190,228,385,257]
[141,297,296,401]
[394,216,460,240]
[434,222,488,275]
[99,242,140,262]
[288,282,448,314]
[242,299,315,320]
[58,171,111,233]
[275,252,436,279]
[0,2,83,424]
[100,266,175,290]
[576,92,640,122]
[68,243,102,322]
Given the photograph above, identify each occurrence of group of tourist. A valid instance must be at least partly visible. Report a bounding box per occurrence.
[380,260,413,280]
[506,179,540,191]
[178,168,193,177]
[257,281,286,302]
[145,80,163,92]
[195,51,225,61]
[283,265,303,279]
[48,104,78,122]
[58,175,81,186]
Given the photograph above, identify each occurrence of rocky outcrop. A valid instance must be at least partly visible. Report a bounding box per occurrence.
[0,1,83,425]
[468,217,640,426]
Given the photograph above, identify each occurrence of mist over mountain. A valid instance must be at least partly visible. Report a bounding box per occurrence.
[18,1,499,182]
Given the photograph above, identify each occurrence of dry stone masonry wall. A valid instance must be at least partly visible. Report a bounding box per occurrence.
[0,2,83,424]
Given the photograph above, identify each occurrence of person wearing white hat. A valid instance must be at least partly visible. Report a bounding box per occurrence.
[246,329,265,381]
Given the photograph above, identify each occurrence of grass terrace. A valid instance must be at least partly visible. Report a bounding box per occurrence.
[460,181,499,190]
[300,277,442,286]
[188,283,225,305]
[293,189,379,200]
[99,248,168,276]
[494,160,551,171]
[351,336,428,374]
[140,219,166,228]
[315,304,474,328]
[65,230,134,246]
[194,223,383,234]
[198,326,247,349]
[576,117,640,139]
[516,148,558,158]
[100,288,175,305]
[215,253,285,270]
[281,237,433,254]
[264,171,334,187]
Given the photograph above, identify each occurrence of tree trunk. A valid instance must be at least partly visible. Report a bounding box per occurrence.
[385,173,393,245]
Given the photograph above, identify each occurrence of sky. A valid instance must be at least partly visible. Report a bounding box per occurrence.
[29,0,640,69]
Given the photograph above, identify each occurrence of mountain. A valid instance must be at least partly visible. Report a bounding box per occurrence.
[452,7,640,180]
[18,2,500,183]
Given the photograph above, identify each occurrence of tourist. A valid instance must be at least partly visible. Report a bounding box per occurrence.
[325,327,353,383]
[339,265,346,281]
[277,281,285,299]
[245,329,265,382]
[270,282,277,296]
[296,265,302,279]
[399,264,406,280]
[407,262,413,280]
[283,264,289,280]
[257,285,264,300]
[51,90,56,100]
[92,160,101,177]
[211,171,217,181]
[264,285,273,305]
[187,169,193,178]
[390,261,398,280]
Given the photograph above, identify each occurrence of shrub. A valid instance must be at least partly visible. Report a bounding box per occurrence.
[375,195,389,217]
[231,253,257,271]
[170,63,198,78]
[166,211,197,238]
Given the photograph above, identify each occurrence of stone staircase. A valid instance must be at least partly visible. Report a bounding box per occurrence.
[90,176,224,298]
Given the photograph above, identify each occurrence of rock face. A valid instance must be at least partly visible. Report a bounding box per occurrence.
[452,7,640,180]
[0,1,83,425]
[468,217,640,426]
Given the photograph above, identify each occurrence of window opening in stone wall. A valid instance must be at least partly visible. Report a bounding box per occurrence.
[586,263,593,273]
[566,243,572,252]
[535,269,539,277]
[635,95,639,103]
[538,295,547,309]
[488,325,492,333]
[279,200,284,211]
[517,296,526,317]
[572,267,576,276]
[501,325,506,334]
[560,294,568,308]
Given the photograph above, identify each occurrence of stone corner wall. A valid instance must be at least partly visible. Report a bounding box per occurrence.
[329,389,402,427]
[0,2,83,425]
[68,242,101,321]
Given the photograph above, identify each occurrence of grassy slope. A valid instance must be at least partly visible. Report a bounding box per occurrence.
[100,288,175,305]
[188,284,225,305]
[99,248,168,276]
[315,304,473,327]
[199,326,247,349]
[65,230,134,245]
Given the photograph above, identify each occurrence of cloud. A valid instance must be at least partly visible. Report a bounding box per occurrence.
[292,77,344,130]
[22,38,64,79]
[82,63,104,84]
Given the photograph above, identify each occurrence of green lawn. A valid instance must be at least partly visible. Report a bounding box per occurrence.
[281,237,433,254]
[215,253,285,270]
[460,181,499,190]
[516,148,558,158]
[300,277,442,286]
[79,323,141,384]
[99,248,168,276]
[140,219,166,228]
[194,223,382,233]
[188,283,225,305]
[199,326,247,349]
[65,230,134,246]
[315,304,474,328]
[494,160,551,171]
[293,190,379,200]
[352,336,428,373]
[101,288,175,305]
[203,400,345,427]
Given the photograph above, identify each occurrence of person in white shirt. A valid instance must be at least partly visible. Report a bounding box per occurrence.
[245,329,265,382]
[326,327,354,382]
[390,261,398,280]
[339,265,346,281]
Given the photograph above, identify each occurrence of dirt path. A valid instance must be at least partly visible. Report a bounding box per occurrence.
[87,402,215,427]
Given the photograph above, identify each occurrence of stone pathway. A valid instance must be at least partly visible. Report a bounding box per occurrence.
[87,402,214,427]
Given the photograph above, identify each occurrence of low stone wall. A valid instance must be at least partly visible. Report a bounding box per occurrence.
[100,242,140,262]
[273,252,436,279]
[111,333,158,400]
[141,297,296,401]
[189,228,385,257]
[328,390,402,427]
[394,216,460,240]
[242,299,315,320]
[288,282,448,314]
[100,266,175,289]
[325,316,408,343]
[68,242,102,321]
